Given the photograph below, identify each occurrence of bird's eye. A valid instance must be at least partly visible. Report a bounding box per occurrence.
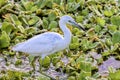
[68,20,72,23]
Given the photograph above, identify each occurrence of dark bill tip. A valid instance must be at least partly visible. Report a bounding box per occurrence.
[72,21,85,31]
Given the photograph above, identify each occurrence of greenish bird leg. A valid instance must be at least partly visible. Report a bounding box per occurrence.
[38,56,56,80]
[31,56,39,71]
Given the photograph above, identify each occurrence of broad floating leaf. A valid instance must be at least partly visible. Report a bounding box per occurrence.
[0,31,10,48]
[42,56,50,68]
[112,31,120,44]
[96,17,105,27]
[66,2,80,12]
[48,12,56,21]
[0,0,8,8]
[1,22,14,34]
[111,16,120,26]
[76,16,84,23]
[104,10,113,17]
[109,70,120,80]
[70,36,80,49]
[48,21,58,29]
[28,16,40,25]
[42,17,49,29]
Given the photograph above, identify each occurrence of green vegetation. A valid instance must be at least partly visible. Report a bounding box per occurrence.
[0,0,120,80]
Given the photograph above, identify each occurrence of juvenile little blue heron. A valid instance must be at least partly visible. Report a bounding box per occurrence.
[12,15,85,58]
[12,15,85,78]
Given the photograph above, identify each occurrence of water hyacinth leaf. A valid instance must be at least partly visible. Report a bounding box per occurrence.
[42,56,50,68]
[30,6,38,12]
[10,14,22,26]
[96,17,105,27]
[86,28,95,36]
[78,70,91,80]
[48,12,56,21]
[11,14,19,21]
[107,25,117,32]
[0,31,10,48]
[1,22,14,34]
[70,43,80,49]
[76,16,84,23]
[36,0,47,8]
[48,21,58,29]
[53,0,61,4]
[77,0,85,6]
[15,59,22,65]
[52,57,60,65]
[81,39,98,51]
[21,0,34,11]
[19,17,29,26]
[25,27,36,35]
[109,70,120,80]
[94,25,102,33]
[104,10,113,17]
[28,16,40,25]
[66,2,80,12]
[68,76,75,80]
[80,61,92,72]
[46,0,53,8]
[111,16,120,27]
[0,0,8,8]
[81,9,89,16]
[3,70,30,80]
[72,36,79,43]
[112,31,120,44]
[42,17,49,29]
[17,25,25,33]
[70,36,80,49]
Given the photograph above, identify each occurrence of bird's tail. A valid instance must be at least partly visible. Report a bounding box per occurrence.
[12,42,24,51]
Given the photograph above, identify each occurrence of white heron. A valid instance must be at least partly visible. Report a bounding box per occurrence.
[12,15,85,58]
[12,15,85,78]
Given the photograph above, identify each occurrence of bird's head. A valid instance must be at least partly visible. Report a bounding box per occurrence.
[60,15,85,31]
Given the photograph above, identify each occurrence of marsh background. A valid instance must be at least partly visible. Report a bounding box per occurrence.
[0,0,120,80]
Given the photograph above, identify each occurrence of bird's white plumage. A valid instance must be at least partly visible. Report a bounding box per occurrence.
[12,15,80,59]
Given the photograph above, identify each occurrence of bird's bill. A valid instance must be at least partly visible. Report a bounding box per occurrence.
[72,21,85,31]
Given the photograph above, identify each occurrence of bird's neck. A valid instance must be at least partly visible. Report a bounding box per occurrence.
[59,20,72,45]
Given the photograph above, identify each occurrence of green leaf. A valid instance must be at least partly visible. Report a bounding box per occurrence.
[36,0,47,8]
[0,0,8,8]
[21,0,34,11]
[96,17,105,27]
[42,56,50,68]
[78,70,91,80]
[112,31,120,44]
[1,22,14,34]
[48,21,58,29]
[28,16,40,25]
[111,16,120,26]
[0,31,10,48]
[107,25,117,32]
[48,12,56,21]
[104,10,113,17]
[42,17,49,29]
[109,70,120,80]
[94,25,102,33]
[76,16,84,23]
[66,2,80,12]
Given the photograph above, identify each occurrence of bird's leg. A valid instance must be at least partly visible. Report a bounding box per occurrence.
[38,56,42,72]
[66,47,70,54]
[31,56,39,71]
[38,57,56,80]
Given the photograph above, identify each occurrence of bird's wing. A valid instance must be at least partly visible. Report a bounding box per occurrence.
[12,32,64,54]
[27,32,63,44]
